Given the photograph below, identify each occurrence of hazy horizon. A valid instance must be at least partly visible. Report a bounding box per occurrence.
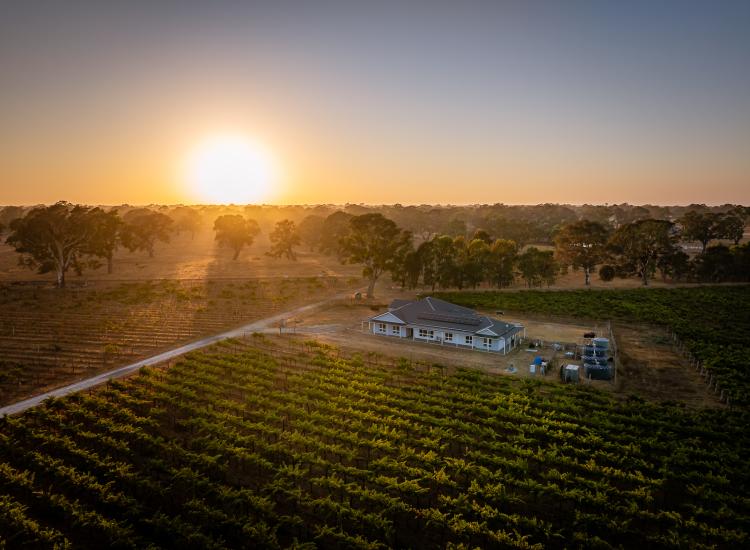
[0,200,748,209]
[2,1,749,205]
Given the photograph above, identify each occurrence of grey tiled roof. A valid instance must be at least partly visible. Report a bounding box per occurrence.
[374,297,521,337]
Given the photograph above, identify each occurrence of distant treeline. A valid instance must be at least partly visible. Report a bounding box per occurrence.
[0,203,747,291]
[2,202,748,246]
[294,207,749,293]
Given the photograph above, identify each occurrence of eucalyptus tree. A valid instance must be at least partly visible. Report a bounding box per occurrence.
[553,220,609,285]
[85,208,123,274]
[517,247,557,288]
[716,211,746,245]
[486,239,517,288]
[172,206,203,240]
[297,214,325,251]
[267,219,301,260]
[319,211,353,257]
[5,201,100,287]
[607,219,677,286]
[120,209,173,258]
[213,214,260,260]
[679,211,724,252]
[464,238,491,289]
[339,213,411,298]
[432,235,458,289]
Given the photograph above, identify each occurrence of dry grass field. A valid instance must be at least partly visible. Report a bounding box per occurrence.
[0,227,363,283]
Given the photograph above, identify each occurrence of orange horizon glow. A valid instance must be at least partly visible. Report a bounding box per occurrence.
[1,4,749,207]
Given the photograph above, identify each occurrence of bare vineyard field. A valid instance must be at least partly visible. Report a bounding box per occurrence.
[0,277,354,406]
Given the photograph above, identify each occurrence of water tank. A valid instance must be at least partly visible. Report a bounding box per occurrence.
[593,338,609,349]
[564,365,580,383]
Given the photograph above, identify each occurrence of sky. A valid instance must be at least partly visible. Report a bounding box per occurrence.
[1,0,749,206]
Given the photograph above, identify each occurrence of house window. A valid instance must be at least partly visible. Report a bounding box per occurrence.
[482,337,493,347]
[465,335,473,345]
[390,325,400,335]
[376,323,386,333]
[418,329,434,339]
[444,332,453,342]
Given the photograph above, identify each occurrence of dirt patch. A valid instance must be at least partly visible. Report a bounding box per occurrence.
[283,300,587,382]
[614,325,723,408]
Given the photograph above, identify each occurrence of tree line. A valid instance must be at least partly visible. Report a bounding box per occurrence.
[0,203,304,287]
[1,202,746,292]
[312,210,749,296]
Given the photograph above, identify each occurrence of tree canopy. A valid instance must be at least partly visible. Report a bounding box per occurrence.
[120,210,173,258]
[171,207,203,240]
[517,247,557,288]
[339,213,412,298]
[678,211,744,251]
[607,219,677,286]
[554,220,609,285]
[213,215,260,260]
[5,202,100,287]
[319,211,353,257]
[84,208,123,274]
[267,219,301,261]
[297,214,325,251]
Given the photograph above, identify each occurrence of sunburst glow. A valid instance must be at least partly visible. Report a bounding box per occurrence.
[184,134,278,204]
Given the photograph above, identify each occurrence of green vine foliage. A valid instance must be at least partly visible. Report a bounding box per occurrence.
[0,338,748,548]
[436,285,750,408]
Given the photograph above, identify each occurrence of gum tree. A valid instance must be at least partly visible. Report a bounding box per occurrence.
[121,210,173,258]
[213,215,260,260]
[339,213,411,299]
[267,219,301,261]
[5,201,99,287]
[553,220,609,286]
[607,219,676,286]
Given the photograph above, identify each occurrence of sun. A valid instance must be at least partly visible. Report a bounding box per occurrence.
[184,134,279,204]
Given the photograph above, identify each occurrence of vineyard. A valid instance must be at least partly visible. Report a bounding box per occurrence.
[0,278,350,406]
[435,286,750,409]
[1,335,748,548]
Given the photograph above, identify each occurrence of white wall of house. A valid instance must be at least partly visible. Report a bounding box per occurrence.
[388,324,405,337]
[370,321,520,354]
[371,322,405,337]
[413,326,438,341]
[473,336,504,352]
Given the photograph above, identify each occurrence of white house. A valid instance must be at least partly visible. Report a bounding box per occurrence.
[366,297,524,354]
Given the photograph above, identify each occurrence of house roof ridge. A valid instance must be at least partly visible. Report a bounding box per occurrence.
[388,299,413,313]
